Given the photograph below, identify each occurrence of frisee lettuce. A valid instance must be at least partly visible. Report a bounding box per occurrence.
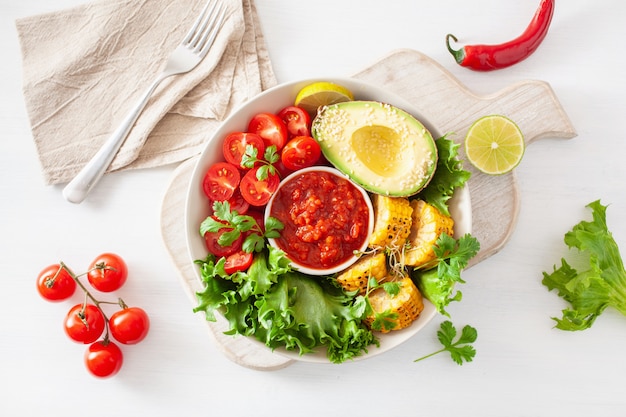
[194,246,377,363]
[542,200,626,331]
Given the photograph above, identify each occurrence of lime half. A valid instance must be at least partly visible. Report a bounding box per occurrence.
[464,115,525,175]
[294,81,354,116]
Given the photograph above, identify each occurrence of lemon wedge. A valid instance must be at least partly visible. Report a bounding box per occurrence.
[464,115,525,175]
[294,81,354,116]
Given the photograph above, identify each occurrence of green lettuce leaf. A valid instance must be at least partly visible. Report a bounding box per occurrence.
[542,200,626,330]
[255,272,377,363]
[192,256,231,320]
[193,247,377,363]
[418,134,471,216]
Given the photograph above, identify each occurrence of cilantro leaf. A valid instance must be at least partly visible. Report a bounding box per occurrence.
[381,281,401,297]
[414,320,477,365]
[357,277,404,332]
[418,135,471,216]
[263,145,280,164]
[542,200,626,330]
[199,216,226,235]
[200,201,284,254]
[370,310,399,333]
[413,233,480,316]
[240,144,260,169]
[240,144,279,180]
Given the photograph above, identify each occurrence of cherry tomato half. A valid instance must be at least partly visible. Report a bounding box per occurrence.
[239,167,280,207]
[222,132,266,169]
[85,340,123,378]
[202,162,241,202]
[224,251,254,275]
[272,158,294,180]
[281,136,322,171]
[36,264,76,302]
[109,307,150,345]
[277,106,311,138]
[87,253,128,293]
[247,112,288,151]
[204,220,244,257]
[227,189,250,215]
[64,304,105,344]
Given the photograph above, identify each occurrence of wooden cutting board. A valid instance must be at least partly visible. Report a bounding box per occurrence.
[160,49,577,371]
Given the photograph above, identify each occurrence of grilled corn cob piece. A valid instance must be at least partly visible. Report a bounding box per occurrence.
[365,276,424,333]
[335,252,388,294]
[368,195,413,249]
[403,200,454,268]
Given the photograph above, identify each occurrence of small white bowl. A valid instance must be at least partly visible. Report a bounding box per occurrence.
[264,166,374,276]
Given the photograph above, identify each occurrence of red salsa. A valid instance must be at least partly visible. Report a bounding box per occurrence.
[269,169,371,270]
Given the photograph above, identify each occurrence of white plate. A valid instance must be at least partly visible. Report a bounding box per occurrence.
[184,77,472,363]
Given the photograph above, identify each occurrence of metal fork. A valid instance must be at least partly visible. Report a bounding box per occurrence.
[63,0,226,204]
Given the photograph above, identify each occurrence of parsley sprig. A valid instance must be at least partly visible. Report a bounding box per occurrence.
[199,201,283,253]
[240,144,280,180]
[414,321,477,365]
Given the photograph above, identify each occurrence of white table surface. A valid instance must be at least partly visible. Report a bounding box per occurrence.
[3,1,626,416]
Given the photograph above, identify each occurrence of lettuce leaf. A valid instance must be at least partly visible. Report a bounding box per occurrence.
[194,246,377,363]
[193,255,237,321]
[255,271,377,363]
[542,200,626,330]
[418,135,471,216]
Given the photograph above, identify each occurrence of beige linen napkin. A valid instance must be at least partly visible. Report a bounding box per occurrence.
[16,0,276,185]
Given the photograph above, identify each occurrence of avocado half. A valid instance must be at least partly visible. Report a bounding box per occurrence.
[311,101,438,197]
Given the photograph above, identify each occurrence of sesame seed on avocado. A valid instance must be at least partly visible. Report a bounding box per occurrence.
[311,101,438,197]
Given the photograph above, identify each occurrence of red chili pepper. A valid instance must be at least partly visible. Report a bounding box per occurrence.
[446,0,555,71]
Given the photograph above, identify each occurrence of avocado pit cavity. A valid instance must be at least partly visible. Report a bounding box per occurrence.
[351,125,405,177]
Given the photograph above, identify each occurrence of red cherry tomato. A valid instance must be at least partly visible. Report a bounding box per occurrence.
[272,158,294,179]
[277,106,311,138]
[202,162,241,202]
[204,220,244,257]
[87,253,128,293]
[281,136,322,171]
[223,251,254,275]
[109,307,150,345]
[239,167,280,207]
[64,304,105,344]
[222,132,266,169]
[85,340,123,378]
[36,264,76,302]
[227,189,250,215]
[247,112,288,151]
